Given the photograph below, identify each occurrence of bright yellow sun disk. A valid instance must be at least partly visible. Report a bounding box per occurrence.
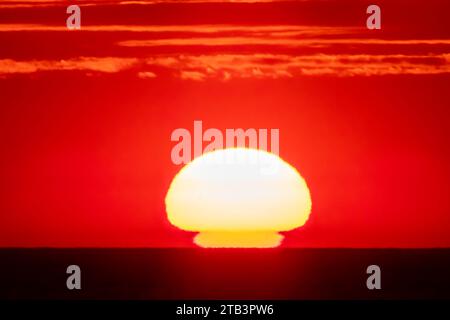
[165,148,312,248]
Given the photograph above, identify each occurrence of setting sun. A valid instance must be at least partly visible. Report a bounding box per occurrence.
[165,148,312,248]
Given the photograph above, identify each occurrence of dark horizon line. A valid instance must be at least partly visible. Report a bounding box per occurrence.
[1,247,450,250]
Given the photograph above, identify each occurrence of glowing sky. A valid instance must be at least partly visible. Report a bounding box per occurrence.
[0,0,449,247]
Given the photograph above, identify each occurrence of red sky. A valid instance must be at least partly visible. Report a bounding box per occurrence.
[0,0,449,247]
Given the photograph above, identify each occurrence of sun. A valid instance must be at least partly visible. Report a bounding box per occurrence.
[165,148,312,248]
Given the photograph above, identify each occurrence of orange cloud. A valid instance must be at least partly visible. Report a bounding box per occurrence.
[0,57,139,75]
[119,37,450,48]
[180,70,207,81]
[138,71,157,79]
[0,24,358,37]
[0,0,310,9]
[143,53,450,78]
[1,54,449,78]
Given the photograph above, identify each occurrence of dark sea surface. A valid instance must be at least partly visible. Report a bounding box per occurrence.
[1,249,449,300]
